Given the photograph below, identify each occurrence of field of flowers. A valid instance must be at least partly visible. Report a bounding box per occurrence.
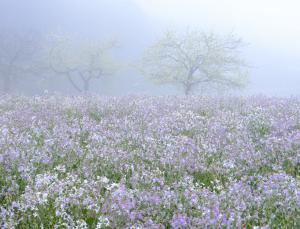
[0,95,299,228]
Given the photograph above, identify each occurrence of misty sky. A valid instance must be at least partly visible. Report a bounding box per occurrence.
[0,0,299,95]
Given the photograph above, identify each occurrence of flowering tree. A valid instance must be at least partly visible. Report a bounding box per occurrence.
[141,30,249,95]
[49,34,118,93]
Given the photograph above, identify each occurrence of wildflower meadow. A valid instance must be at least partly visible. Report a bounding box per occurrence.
[0,95,299,228]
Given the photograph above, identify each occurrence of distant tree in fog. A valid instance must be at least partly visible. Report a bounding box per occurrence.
[48,34,118,93]
[0,29,40,93]
[140,30,249,95]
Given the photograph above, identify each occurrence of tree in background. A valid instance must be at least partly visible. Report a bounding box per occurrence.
[0,29,40,93]
[48,34,118,93]
[140,30,249,95]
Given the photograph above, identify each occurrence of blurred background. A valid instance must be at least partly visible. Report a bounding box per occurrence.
[0,0,299,96]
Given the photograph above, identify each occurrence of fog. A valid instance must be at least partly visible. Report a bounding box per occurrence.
[0,0,299,96]
[1,2,300,227]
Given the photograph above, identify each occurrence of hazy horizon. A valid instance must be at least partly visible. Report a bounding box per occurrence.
[0,0,299,96]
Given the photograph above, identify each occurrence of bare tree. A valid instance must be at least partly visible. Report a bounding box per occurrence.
[140,30,249,95]
[0,29,40,93]
[48,34,118,93]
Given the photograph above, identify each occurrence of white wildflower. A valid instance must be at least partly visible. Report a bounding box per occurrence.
[96,216,110,228]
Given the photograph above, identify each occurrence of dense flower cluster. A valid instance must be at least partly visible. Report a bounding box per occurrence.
[0,95,299,228]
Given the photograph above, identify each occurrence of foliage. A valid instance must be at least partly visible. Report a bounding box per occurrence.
[0,95,300,228]
[141,29,248,95]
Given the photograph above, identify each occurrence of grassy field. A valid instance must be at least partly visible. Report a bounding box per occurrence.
[0,95,299,228]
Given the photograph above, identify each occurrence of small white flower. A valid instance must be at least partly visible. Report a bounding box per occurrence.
[96,216,110,228]
[55,165,66,173]
[100,176,109,184]
[107,183,119,191]
[223,160,235,169]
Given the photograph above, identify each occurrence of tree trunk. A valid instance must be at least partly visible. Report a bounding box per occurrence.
[184,70,195,96]
[184,84,192,96]
[67,74,82,93]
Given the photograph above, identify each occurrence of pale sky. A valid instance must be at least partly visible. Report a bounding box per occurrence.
[133,0,300,49]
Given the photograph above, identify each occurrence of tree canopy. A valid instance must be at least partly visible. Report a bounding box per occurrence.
[48,34,118,93]
[141,30,248,95]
